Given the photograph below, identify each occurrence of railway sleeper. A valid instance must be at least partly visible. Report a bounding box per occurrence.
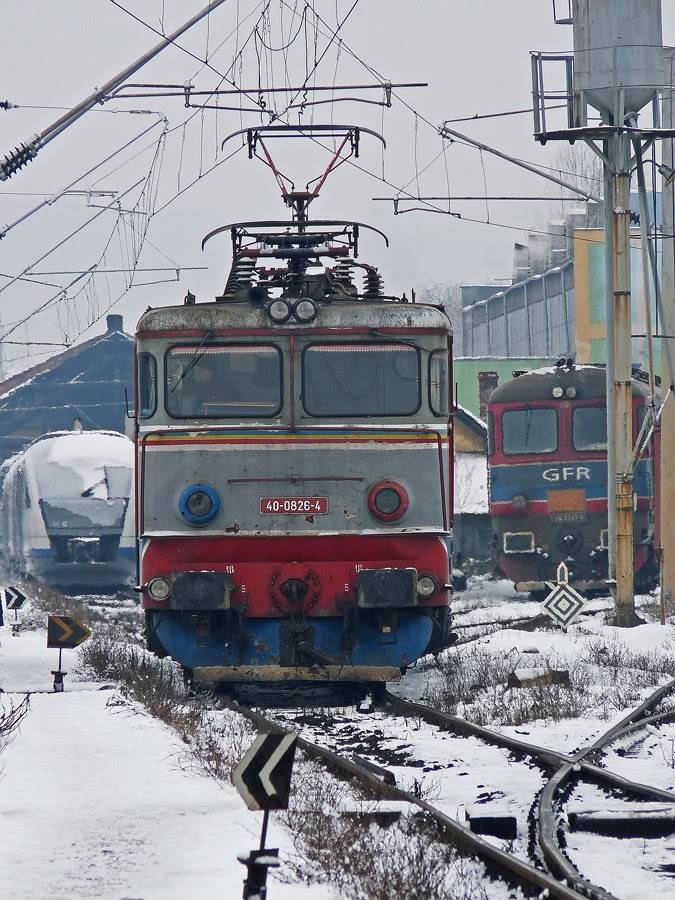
[568,805,675,838]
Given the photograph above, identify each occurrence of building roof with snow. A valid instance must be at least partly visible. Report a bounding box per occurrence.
[0,314,133,464]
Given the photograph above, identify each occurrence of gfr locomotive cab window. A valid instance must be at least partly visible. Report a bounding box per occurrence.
[573,406,607,451]
[429,351,449,416]
[302,343,420,416]
[502,407,557,455]
[137,352,157,418]
[165,345,282,418]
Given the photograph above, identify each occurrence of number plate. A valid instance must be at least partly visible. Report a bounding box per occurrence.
[550,511,587,523]
[260,496,329,515]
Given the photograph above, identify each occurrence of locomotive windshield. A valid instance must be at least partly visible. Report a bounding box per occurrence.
[573,406,607,451]
[302,343,420,416]
[165,345,282,418]
[501,407,557,454]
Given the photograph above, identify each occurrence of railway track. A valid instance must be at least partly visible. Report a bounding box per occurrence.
[216,692,585,900]
[203,677,675,900]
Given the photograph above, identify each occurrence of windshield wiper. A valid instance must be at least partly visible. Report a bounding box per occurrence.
[170,330,215,393]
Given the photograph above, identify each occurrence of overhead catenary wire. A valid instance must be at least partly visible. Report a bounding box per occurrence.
[0,117,166,239]
[0,0,231,181]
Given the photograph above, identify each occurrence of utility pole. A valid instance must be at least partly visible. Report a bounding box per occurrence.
[531,0,667,624]
[0,0,229,181]
[611,132,637,622]
[661,48,675,621]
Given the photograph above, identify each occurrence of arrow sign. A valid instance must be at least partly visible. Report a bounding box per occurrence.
[2,586,26,610]
[47,615,91,649]
[232,733,297,811]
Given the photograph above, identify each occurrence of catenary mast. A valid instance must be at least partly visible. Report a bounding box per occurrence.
[532,0,672,624]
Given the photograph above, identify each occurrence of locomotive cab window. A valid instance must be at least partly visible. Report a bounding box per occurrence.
[302,343,420,417]
[165,345,282,418]
[137,352,157,418]
[573,406,607,451]
[502,407,557,454]
[429,351,449,416]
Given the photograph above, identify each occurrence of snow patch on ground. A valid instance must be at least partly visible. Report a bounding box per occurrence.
[0,624,335,900]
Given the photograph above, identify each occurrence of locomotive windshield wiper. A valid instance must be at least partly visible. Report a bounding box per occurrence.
[170,330,215,392]
[368,329,422,349]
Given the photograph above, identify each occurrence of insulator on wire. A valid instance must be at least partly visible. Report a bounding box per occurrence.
[222,256,257,297]
[334,258,355,284]
[0,140,40,181]
[362,266,385,299]
[1,100,18,111]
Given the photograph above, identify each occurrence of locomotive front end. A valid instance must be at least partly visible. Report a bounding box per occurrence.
[488,363,656,596]
[135,264,453,687]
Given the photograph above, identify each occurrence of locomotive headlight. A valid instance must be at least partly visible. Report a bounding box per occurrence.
[293,298,317,323]
[179,483,221,525]
[147,576,172,601]
[417,574,437,598]
[186,490,213,518]
[267,298,292,323]
[566,386,577,398]
[552,386,564,398]
[512,494,528,510]
[368,481,409,522]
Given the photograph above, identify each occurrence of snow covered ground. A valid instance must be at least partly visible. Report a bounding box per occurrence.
[0,623,336,900]
[2,577,675,899]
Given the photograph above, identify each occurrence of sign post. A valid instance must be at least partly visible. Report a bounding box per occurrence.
[46,615,91,691]
[232,733,298,900]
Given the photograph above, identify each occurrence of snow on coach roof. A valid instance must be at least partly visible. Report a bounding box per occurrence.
[8,430,133,500]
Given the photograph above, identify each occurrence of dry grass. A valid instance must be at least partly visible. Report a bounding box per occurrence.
[427,636,675,727]
[279,759,491,900]
[0,695,30,757]
[79,632,253,778]
[16,578,143,638]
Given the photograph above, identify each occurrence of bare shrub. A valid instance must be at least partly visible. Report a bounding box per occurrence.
[16,578,143,639]
[80,632,254,778]
[280,759,490,900]
[80,633,200,740]
[0,695,30,755]
[427,634,675,727]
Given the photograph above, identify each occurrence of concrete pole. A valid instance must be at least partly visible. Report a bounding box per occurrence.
[604,141,617,582]
[660,49,675,620]
[612,133,637,624]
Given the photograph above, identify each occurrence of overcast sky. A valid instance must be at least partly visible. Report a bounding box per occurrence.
[2,1,675,374]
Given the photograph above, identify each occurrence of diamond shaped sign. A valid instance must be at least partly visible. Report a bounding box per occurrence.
[541,562,585,628]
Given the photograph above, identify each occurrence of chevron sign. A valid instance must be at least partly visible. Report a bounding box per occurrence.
[47,615,91,649]
[2,586,26,610]
[232,733,298,811]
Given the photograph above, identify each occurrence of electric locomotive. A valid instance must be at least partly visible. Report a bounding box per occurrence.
[488,361,658,596]
[134,125,454,688]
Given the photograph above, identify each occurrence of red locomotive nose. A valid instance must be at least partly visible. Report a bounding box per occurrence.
[269,564,321,614]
